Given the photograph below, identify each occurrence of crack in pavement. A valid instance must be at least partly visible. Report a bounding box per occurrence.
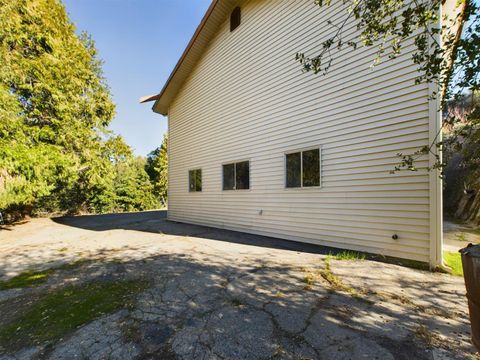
[0,228,475,359]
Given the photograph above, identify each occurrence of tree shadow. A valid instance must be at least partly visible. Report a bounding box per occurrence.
[0,220,30,231]
[51,210,344,256]
[0,249,475,359]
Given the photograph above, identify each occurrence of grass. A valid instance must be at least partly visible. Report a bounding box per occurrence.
[325,248,430,271]
[0,270,53,290]
[455,233,467,242]
[320,257,349,291]
[0,279,149,351]
[319,257,372,303]
[443,251,463,276]
[228,298,243,307]
[55,258,93,271]
[414,324,434,347]
[303,272,315,290]
[0,259,94,290]
[333,250,366,261]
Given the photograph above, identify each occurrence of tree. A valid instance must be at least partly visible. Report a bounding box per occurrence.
[146,133,168,206]
[113,157,159,212]
[296,0,479,173]
[443,91,480,222]
[0,0,139,218]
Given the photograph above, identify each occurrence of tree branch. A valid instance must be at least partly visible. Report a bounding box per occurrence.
[440,0,469,103]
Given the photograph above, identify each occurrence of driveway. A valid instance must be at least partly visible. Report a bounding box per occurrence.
[0,211,476,359]
[444,220,480,252]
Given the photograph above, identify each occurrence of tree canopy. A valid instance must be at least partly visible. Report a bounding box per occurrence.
[146,133,168,207]
[297,0,479,174]
[0,0,166,220]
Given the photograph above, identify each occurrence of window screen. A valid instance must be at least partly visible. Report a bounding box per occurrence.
[286,152,301,188]
[223,161,249,190]
[286,149,320,188]
[223,163,235,190]
[235,161,250,190]
[302,149,320,187]
[189,169,202,192]
[195,169,202,192]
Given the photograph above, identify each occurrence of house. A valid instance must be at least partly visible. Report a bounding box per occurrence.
[143,0,443,267]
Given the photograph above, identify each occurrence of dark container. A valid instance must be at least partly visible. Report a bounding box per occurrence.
[460,243,480,350]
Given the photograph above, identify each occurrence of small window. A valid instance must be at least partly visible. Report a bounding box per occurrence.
[286,149,320,188]
[230,7,241,32]
[189,169,202,192]
[223,161,249,190]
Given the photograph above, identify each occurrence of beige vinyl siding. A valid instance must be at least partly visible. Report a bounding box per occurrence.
[167,0,433,262]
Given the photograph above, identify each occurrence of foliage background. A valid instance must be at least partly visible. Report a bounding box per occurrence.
[0,0,167,221]
[298,0,479,223]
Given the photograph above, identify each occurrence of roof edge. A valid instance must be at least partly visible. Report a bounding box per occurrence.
[152,0,220,115]
[140,94,160,103]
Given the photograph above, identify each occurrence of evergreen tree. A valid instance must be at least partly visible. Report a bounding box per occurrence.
[113,157,158,212]
[0,0,121,217]
[146,133,168,206]
[0,0,163,220]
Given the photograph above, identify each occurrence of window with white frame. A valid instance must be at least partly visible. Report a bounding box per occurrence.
[286,148,320,188]
[223,161,249,190]
[189,169,202,192]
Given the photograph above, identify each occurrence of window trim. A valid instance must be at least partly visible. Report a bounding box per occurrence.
[188,168,203,193]
[221,159,251,191]
[284,147,322,189]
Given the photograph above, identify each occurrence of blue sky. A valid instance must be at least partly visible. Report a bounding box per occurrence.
[62,0,211,156]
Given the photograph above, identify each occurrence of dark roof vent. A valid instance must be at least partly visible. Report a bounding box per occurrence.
[230,7,241,32]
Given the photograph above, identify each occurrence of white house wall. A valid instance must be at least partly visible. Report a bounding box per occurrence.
[167,0,435,263]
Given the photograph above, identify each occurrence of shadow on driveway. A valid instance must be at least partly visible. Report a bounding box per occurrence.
[52,210,343,256]
[0,247,472,359]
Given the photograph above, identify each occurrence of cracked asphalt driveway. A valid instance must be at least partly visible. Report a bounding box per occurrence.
[0,211,477,359]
